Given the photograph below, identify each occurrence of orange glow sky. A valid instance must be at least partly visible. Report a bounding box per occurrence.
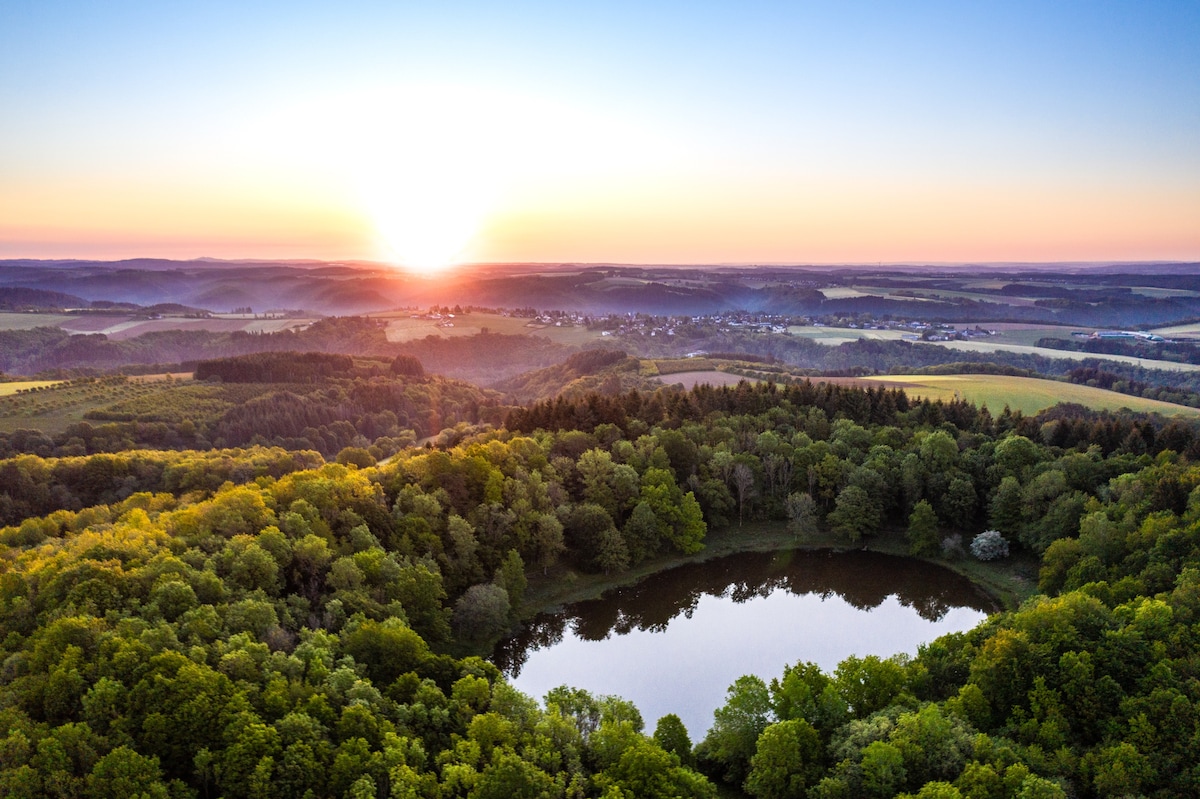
[2,3,1198,268]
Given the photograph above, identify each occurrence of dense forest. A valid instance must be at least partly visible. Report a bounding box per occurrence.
[1,375,1199,797]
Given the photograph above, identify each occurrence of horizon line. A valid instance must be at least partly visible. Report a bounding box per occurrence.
[2,257,1198,270]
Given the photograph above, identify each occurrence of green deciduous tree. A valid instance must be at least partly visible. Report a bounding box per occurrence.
[827,485,881,543]
[770,661,847,736]
[492,549,527,614]
[860,740,906,799]
[784,492,818,540]
[341,618,430,687]
[653,713,693,766]
[86,746,169,799]
[834,655,908,719]
[907,500,940,557]
[744,719,822,799]
[452,583,511,644]
[702,675,774,783]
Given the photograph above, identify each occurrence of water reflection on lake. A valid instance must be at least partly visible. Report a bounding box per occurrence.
[494,548,997,736]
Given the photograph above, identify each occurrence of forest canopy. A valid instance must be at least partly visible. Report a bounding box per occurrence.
[0,375,1198,798]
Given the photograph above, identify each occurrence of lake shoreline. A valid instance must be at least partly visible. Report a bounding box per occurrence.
[520,521,1038,622]
[501,534,1004,737]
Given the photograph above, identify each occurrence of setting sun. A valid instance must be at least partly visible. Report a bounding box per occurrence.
[245,83,665,271]
[340,87,507,273]
[361,171,489,274]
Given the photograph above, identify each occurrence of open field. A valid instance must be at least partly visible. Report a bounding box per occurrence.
[900,288,1041,306]
[1131,287,1200,298]
[0,380,65,395]
[823,374,1200,417]
[653,367,1200,417]
[0,313,75,330]
[0,311,316,339]
[655,370,760,389]
[129,372,193,383]
[653,358,718,374]
[983,323,1081,345]
[787,326,912,345]
[59,315,314,340]
[936,339,1200,371]
[0,378,186,435]
[1151,322,1200,340]
[785,324,1200,372]
[789,323,1079,344]
[591,276,649,288]
[374,311,603,346]
[830,282,1064,307]
[831,286,942,303]
[819,287,874,299]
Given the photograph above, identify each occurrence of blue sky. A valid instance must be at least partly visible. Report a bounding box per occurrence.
[2,1,1197,264]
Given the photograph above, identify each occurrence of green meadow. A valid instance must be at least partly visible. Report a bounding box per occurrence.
[854,373,1200,417]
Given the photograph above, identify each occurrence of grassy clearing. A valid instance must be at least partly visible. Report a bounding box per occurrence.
[522,521,1036,620]
[846,374,1200,417]
[0,313,76,330]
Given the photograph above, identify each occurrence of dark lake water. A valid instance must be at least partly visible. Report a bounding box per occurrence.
[494,548,998,736]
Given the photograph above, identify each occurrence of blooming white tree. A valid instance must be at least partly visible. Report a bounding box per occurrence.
[970,529,1010,561]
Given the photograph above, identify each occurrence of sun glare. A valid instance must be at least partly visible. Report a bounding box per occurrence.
[253,83,672,269]
[360,169,490,275]
[342,87,510,274]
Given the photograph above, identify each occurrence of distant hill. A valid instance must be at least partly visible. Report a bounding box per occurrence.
[140,303,208,315]
[0,287,89,310]
[3,258,1200,322]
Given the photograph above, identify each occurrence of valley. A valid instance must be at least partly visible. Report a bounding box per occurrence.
[0,260,1199,799]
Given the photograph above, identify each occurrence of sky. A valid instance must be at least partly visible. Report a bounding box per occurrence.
[1,1,1198,268]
